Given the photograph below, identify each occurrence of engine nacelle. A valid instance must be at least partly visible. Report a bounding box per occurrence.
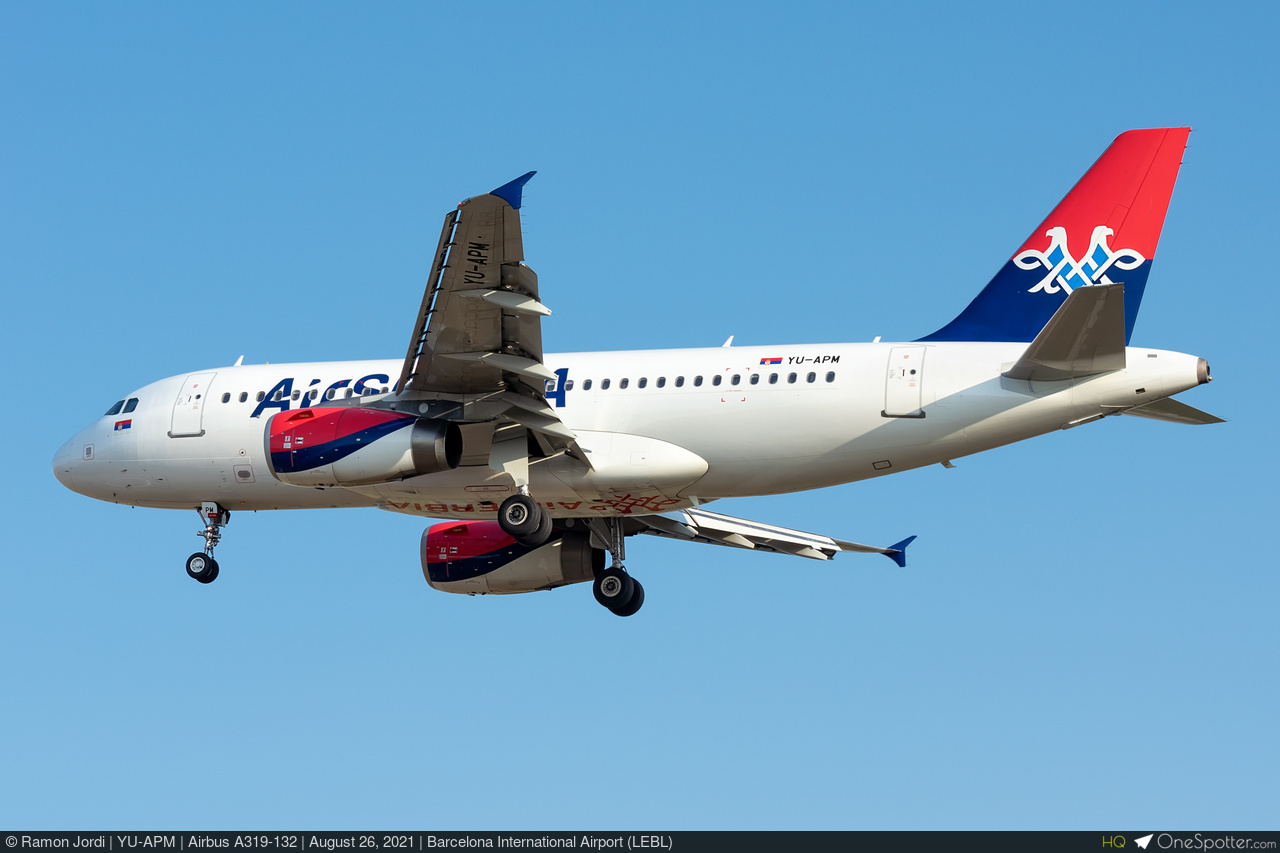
[266,407,461,487]
[422,520,604,595]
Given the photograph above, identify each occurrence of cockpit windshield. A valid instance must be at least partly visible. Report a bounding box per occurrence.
[103,397,139,417]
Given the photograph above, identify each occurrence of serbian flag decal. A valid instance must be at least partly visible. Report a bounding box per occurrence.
[114,420,132,432]
[760,357,783,365]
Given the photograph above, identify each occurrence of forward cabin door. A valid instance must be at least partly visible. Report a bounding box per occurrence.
[883,347,926,418]
[170,372,217,437]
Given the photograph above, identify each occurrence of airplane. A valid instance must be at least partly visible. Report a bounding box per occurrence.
[52,127,1222,617]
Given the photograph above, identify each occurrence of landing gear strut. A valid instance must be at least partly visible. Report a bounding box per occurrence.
[186,501,228,584]
[593,517,644,617]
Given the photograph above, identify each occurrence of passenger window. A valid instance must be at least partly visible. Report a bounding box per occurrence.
[826,371,836,383]
[104,400,125,416]
[345,389,353,398]
[584,379,593,391]
[257,391,266,402]
[807,372,816,383]
[749,374,760,385]
[122,398,139,413]
[602,379,611,390]
[325,389,335,400]
[221,393,231,403]
[768,373,778,384]
[309,389,318,400]
[712,375,722,386]
[675,376,684,387]
[565,379,574,391]
[731,375,741,386]
[620,378,629,389]
[657,377,666,388]
[694,376,703,387]
[787,373,797,384]
[239,392,248,403]
[638,378,647,388]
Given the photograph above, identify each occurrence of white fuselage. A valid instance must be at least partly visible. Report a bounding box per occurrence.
[52,341,1206,520]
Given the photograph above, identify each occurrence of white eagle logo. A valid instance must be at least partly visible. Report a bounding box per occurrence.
[1014,225,1145,295]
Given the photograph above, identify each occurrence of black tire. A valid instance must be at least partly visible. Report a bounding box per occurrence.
[498,494,541,538]
[516,507,554,548]
[186,552,215,582]
[198,560,220,585]
[593,567,635,610]
[611,579,644,617]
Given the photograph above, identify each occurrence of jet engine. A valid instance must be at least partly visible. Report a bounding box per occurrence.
[266,407,461,487]
[422,520,604,595]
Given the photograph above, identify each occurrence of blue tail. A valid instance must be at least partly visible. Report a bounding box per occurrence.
[917,128,1190,344]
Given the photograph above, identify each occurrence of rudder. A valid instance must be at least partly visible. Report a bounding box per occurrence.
[918,127,1191,344]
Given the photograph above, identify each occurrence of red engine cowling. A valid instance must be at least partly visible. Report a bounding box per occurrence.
[422,520,604,595]
[266,407,461,487]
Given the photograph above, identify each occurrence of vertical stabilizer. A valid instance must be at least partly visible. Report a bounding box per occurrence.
[918,127,1190,344]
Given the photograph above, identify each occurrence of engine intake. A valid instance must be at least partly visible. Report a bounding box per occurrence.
[266,407,461,487]
[422,520,604,595]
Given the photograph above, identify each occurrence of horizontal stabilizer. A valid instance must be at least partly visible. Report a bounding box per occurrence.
[1121,396,1225,425]
[1003,283,1126,381]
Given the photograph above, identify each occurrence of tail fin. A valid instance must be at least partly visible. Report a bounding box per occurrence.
[918,127,1190,344]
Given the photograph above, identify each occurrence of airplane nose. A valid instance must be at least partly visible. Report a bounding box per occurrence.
[52,437,78,490]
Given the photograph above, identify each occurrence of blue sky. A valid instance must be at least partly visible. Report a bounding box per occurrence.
[2,1,1277,830]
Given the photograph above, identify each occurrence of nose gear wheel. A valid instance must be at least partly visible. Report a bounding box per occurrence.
[187,501,229,584]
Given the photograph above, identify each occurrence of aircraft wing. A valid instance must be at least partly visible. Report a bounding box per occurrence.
[389,173,587,464]
[630,508,916,567]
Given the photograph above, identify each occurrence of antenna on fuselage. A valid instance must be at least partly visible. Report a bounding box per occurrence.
[722,336,734,347]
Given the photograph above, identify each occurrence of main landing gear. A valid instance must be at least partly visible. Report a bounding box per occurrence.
[592,516,644,618]
[497,493,553,548]
[496,495,644,617]
[186,501,228,584]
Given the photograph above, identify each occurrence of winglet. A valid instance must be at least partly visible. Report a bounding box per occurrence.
[885,535,917,568]
[490,171,537,210]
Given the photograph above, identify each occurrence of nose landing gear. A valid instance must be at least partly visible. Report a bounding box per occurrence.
[186,501,228,584]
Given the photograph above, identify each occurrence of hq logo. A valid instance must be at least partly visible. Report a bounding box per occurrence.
[250,369,572,419]
[250,373,390,419]
[1015,225,1146,295]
